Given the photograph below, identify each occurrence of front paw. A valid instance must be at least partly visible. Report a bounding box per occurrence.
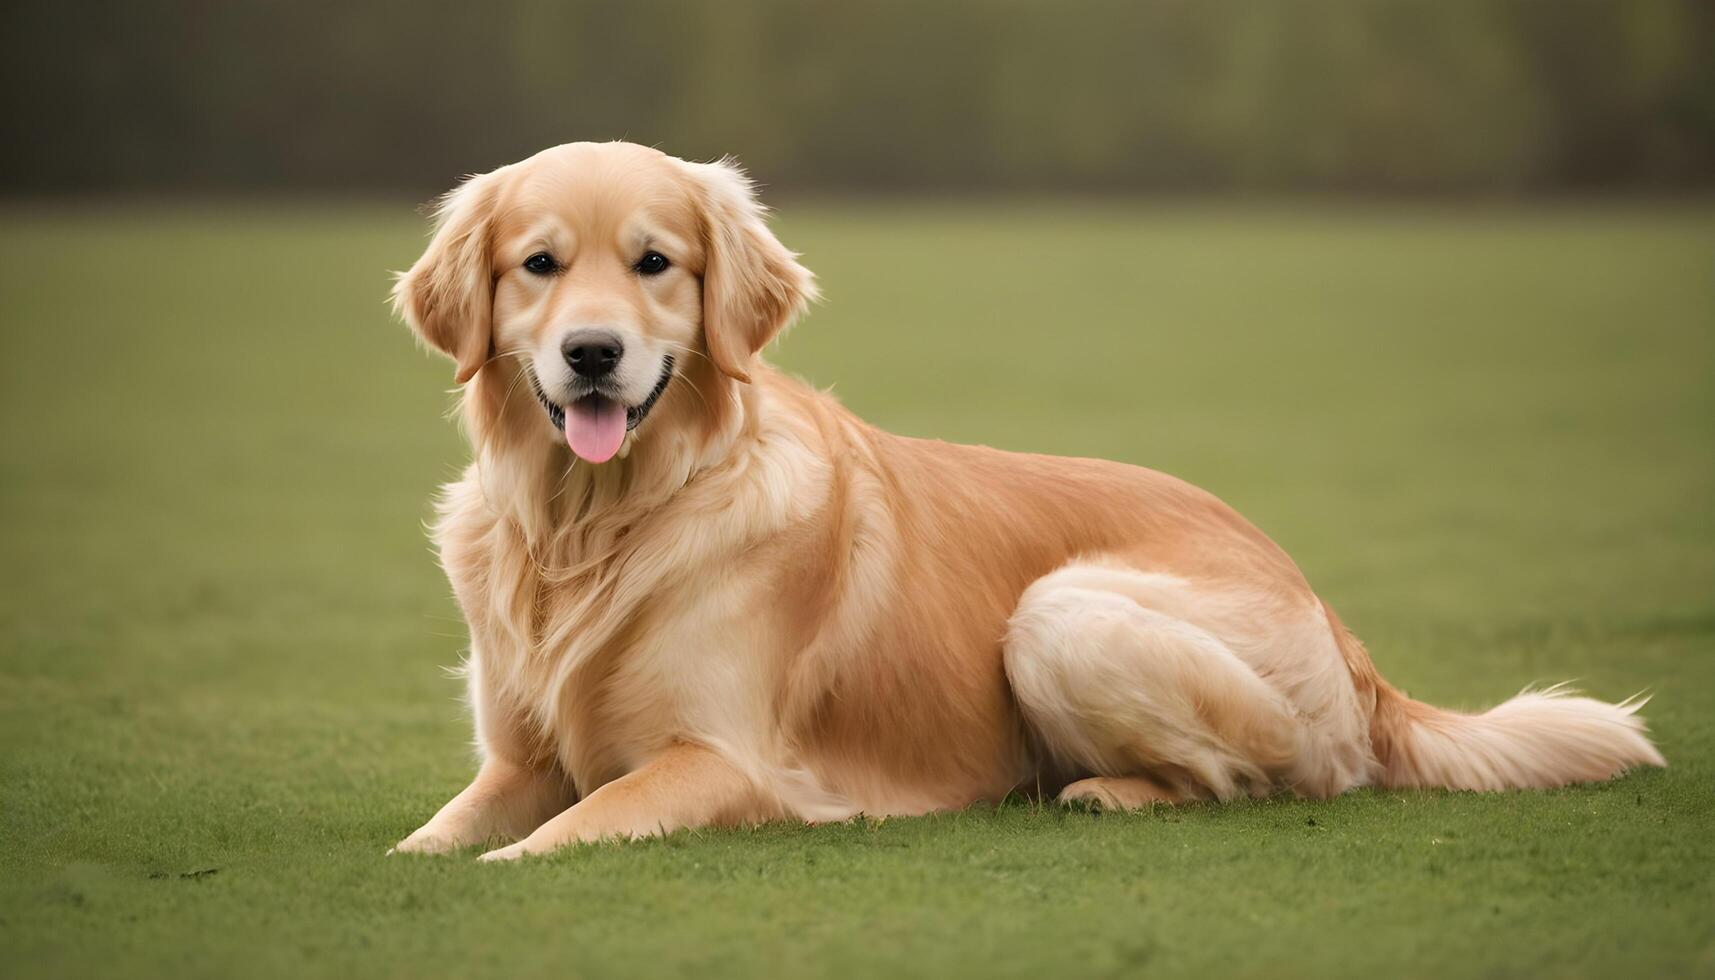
[390,826,461,856]
[476,841,533,862]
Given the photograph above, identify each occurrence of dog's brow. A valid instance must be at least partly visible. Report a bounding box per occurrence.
[504,219,573,258]
[624,214,689,254]
[634,228,690,258]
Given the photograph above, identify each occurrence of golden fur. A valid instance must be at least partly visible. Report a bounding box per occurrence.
[388,142,1664,860]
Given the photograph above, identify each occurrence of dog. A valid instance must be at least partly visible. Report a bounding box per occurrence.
[388,141,1663,860]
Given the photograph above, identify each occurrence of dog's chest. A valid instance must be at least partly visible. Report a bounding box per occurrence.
[586,585,779,767]
[459,526,785,792]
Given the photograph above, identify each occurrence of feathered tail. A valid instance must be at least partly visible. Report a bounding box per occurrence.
[1325,605,1666,791]
[1372,682,1664,791]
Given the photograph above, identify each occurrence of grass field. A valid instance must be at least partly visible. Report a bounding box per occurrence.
[2,200,1711,978]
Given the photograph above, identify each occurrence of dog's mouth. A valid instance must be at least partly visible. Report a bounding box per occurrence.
[530,356,675,464]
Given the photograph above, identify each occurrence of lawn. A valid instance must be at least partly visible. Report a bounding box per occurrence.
[1,200,1710,978]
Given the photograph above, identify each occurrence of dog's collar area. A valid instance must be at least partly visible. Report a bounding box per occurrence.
[530,355,675,436]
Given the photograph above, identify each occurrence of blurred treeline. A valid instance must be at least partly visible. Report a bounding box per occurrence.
[4,0,1711,196]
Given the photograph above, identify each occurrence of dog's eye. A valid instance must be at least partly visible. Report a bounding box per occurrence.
[634,251,670,276]
[522,252,558,275]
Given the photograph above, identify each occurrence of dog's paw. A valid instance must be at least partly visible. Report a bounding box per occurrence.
[390,827,459,856]
[1057,775,1177,811]
[477,841,531,862]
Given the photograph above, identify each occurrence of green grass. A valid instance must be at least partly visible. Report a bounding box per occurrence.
[1,200,1711,979]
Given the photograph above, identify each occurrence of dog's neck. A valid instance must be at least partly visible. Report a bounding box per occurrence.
[460,356,759,550]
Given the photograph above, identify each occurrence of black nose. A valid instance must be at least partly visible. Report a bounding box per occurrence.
[562,330,624,379]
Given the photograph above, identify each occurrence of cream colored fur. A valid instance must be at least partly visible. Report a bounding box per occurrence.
[386,142,1664,860]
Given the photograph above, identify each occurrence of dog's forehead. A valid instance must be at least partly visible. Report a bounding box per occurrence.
[506,147,698,242]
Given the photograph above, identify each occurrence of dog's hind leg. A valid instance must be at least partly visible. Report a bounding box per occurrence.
[1003,562,1308,804]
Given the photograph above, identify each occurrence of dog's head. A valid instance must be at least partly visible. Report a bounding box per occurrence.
[393,142,815,463]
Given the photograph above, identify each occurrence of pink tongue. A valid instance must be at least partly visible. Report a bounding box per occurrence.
[565,396,627,463]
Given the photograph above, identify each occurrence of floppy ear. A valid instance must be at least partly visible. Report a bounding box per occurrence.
[391,169,505,384]
[681,158,817,384]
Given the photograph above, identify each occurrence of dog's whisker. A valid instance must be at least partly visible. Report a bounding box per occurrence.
[675,369,716,419]
[493,356,544,422]
[656,340,713,367]
[467,344,533,378]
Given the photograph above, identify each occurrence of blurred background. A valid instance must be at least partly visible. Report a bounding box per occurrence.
[5,0,1712,198]
[4,4,1713,978]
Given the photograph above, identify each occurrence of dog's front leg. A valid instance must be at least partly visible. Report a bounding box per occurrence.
[392,638,575,854]
[477,742,770,861]
[391,758,573,855]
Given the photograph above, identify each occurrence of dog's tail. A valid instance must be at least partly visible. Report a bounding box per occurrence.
[1325,604,1665,791]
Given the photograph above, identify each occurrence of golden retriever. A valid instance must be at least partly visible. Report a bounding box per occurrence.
[388,141,1663,860]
